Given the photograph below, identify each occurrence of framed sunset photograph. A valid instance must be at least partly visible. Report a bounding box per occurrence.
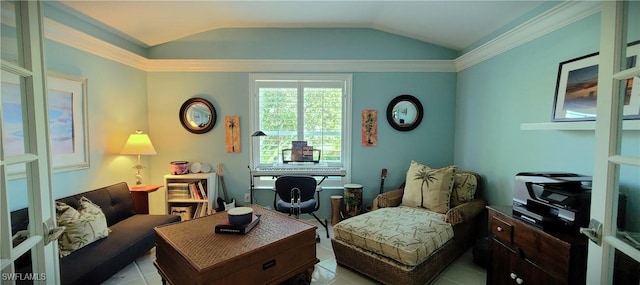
[552,41,640,121]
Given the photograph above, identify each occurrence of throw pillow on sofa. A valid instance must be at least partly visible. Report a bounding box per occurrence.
[56,197,109,257]
[401,160,457,213]
[450,172,478,207]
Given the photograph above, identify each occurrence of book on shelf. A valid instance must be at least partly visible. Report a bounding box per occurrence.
[168,188,191,199]
[168,182,191,199]
[201,202,209,217]
[168,193,191,200]
[215,214,260,235]
[194,203,203,218]
[167,182,190,190]
[189,183,202,200]
[193,202,209,218]
[197,181,207,199]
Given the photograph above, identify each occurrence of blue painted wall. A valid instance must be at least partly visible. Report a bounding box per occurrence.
[143,27,459,217]
[146,71,457,218]
[6,40,150,211]
[455,13,640,231]
[148,28,459,60]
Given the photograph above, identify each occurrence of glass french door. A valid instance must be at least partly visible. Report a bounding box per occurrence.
[1,1,59,284]
[586,1,640,284]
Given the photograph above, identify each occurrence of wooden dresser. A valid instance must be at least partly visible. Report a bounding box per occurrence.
[486,206,587,285]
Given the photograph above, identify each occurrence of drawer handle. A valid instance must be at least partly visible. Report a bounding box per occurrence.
[510,273,517,279]
[262,259,276,270]
[497,226,503,232]
[516,277,524,284]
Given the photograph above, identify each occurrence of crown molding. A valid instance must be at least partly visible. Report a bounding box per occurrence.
[44,18,149,70]
[146,59,455,72]
[455,1,601,71]
[42,1,600,73]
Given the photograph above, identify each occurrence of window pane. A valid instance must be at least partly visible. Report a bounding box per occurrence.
[625,1,639,49]
[1,70,28,157]
[304,87,342,163]
[257,85,345,165]
[253,75,349,170]
[1,1,19,63]
[613,248,640,284]
[258,87,297,165]
[7,164,29,246]
[617,164,640,241]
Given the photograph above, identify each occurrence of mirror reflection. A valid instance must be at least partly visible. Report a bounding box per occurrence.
[392,101,419,126]
[186,102,212,128]
[180,98,216,134]
[386,94,423,131]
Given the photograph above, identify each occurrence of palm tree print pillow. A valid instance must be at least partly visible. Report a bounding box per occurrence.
[56,197,109,257]
[400,160,456,214]
[450,173,478,207]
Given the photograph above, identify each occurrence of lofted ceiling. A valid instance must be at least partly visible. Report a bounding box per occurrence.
[57,0,548,51]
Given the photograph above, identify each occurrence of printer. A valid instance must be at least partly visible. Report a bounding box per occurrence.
[513,172,592,233]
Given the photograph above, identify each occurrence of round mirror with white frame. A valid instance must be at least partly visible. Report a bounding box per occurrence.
[179,98,216,134]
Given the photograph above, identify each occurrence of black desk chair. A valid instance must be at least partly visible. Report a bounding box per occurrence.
[272,175,329,240]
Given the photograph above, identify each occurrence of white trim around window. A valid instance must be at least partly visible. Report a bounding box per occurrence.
[249,73,352,188]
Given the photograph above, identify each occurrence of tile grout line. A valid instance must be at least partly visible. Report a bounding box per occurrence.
[133,260,149,285]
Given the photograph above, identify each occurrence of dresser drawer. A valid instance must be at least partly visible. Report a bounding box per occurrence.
[487,206,586,285]
[512,219,571,282]
[490,214,513,245]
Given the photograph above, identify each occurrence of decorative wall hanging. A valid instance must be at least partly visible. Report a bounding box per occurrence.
[552,40,640,121]
[1,71,89,178]
[361,110,377,146]
[225,116,240,153]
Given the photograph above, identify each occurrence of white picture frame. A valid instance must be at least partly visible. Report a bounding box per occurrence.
[2,71,89,178]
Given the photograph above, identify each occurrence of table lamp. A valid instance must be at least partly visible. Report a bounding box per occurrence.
[121,130,157,185]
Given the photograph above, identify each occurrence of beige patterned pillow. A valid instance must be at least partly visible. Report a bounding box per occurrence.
[451,173,478,207]
[57,197,109,258]
[401,160,457,213]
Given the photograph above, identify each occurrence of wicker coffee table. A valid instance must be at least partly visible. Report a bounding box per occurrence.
[154,205,318,285]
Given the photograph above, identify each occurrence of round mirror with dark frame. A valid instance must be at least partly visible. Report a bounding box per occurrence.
[386,94,424,131]
[179,98,216,134]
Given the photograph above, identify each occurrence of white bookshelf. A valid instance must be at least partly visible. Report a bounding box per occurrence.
[164,173,217,220]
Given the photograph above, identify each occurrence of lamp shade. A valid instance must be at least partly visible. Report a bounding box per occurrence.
[121,131,157,155]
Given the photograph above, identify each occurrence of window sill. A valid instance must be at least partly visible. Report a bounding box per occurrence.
[520,120,640,131]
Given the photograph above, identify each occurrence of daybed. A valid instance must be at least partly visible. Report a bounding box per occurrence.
[331,162,487,285]
[11,182,180,285]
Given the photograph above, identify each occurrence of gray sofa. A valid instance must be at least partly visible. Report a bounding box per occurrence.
[11,182,180,285]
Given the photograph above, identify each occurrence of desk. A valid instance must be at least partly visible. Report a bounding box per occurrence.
[249,167,346,203]
[129,184,163,214]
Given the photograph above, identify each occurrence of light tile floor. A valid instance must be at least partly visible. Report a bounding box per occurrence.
[103,220,486,285]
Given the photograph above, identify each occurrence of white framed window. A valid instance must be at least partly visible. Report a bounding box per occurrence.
[249,74,352,188]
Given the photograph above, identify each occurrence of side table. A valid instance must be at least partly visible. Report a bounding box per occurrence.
[129,184,163,214]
